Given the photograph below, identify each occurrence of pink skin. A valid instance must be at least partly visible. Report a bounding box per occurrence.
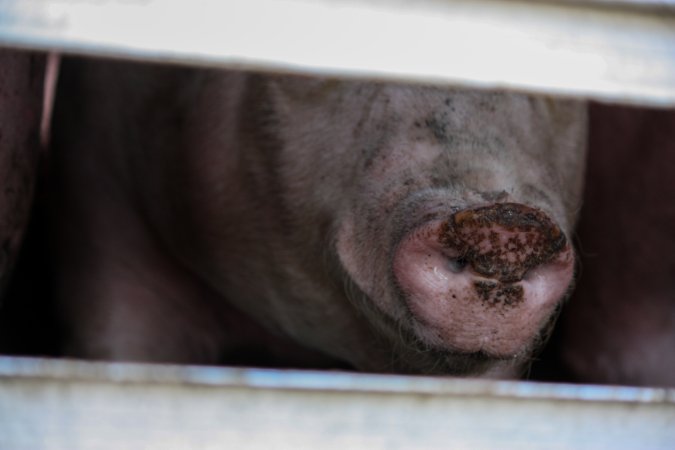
[394,215,573,357]
[340,199,575,363]
[50,59,587,377]
[0,50,44,297]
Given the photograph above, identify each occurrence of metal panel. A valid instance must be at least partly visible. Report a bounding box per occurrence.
[0,0,674,106]
[0,357,674,449]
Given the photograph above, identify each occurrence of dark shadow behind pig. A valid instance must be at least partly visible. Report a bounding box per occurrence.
[557,103,675,387]
[48,58,587,379]
[0,50,43,305]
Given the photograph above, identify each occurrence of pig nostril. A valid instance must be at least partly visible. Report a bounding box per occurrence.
[447,256,468,274]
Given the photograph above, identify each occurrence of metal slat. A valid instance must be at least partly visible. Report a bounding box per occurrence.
[0,0,674,106]
[0,357,674,449]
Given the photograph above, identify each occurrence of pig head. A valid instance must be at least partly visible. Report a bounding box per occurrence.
[52,61,587,378]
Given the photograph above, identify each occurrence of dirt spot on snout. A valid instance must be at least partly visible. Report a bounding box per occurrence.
[439,203,567,283]
[473,281,524,307]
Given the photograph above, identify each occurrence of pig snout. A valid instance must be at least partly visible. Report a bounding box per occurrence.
[393,202,574,358]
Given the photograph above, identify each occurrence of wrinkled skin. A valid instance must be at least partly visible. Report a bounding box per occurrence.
[0,50,44,301]
[559,103,675,387]
[51,58,587,378]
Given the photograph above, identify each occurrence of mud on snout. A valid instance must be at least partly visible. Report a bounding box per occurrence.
[393,202,575,369]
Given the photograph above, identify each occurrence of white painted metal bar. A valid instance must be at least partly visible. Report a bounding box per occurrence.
[0,0,674,106]
[0,357,674,449]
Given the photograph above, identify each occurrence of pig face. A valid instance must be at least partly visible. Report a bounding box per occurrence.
[51,63,587,378]
[187,74,588,377]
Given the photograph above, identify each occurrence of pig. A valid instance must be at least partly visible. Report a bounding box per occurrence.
[49,58,587,378]
[0,49,44,303]
[558,103,675,387]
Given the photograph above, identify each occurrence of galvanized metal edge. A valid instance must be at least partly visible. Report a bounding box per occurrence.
[0,0,674,107]
[1,356,673,404]
[2,356,674,450]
